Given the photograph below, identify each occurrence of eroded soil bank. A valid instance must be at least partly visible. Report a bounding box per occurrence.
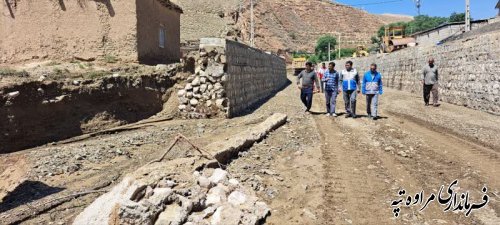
[0,72,178,153]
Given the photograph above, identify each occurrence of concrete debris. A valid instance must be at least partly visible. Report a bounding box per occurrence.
[74,165,269,225]
[206,113,287,164]
[209,168,228,184]
[74,113,287,225]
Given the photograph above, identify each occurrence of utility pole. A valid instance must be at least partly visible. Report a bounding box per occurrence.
[465,0,471,32]
[338,33,341,59]
[250,0,255,47]
[328,42,331,61]
[239,0,242,18]
[415,0,421,16]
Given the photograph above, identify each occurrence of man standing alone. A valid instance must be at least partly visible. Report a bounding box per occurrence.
[421,58,439,107]
[297,62,320,113]
[362,64,383,120]
[322,62,342,117]
[340,61,360,118]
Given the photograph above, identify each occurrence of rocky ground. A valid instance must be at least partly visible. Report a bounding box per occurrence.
[0,73,499,224]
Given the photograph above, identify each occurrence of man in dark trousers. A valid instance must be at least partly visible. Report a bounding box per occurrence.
[421,58,439,107]
[340,61,360,118]
[297,62,320,113]
[322,62,342,117]
[362,64,383,120]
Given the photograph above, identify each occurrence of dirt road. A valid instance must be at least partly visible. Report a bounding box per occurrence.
[313,92,500,225]
[228,75,500,225]
[1,74,499,224]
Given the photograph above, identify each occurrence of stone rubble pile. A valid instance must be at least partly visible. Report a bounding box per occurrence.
[177,45,228,119]
[73,164,270,225]
[74,114,290,225]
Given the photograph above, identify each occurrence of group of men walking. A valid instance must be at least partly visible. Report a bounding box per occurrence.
[297,58,439,120]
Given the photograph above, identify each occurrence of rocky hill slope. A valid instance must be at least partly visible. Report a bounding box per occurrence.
[174,0,412,53]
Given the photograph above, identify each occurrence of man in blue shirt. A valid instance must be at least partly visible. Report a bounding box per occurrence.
[362,63,383,120]
[322,62,342,117]
[340,61,360,118]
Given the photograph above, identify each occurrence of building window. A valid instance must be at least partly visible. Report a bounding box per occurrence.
[159,26,166,48]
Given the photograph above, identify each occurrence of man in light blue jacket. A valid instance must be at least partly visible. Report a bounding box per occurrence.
[340,61,360,118]
[362,63,383,120]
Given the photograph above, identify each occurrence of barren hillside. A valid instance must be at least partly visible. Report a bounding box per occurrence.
[173,0,412,53]
[377,13,414,24]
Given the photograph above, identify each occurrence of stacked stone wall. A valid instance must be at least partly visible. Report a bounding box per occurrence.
[177,38,287,118]
[225,41,287,117]
[334,31,500,114]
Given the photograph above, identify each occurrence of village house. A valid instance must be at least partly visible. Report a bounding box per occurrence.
[0,0,182,65]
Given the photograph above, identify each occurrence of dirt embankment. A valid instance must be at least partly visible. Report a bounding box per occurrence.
[0,72,178,153]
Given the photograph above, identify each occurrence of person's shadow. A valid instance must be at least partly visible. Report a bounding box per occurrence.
[310,112,389,120]
[0,180,65,213]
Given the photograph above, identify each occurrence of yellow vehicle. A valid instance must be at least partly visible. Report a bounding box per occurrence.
[292,57,307,75]
[380,26,416,53]
[352,45,369,58]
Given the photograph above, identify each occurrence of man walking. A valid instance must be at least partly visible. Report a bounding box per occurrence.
[297,62,320,113]
[362,64,383,120]
[340,61,360,118]
[421,58,439,107]
[322,62,342,117]
[317,62,327,93]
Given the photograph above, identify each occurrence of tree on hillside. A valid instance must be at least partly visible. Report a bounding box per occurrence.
[315,35,337,61]
[449,12,466,22]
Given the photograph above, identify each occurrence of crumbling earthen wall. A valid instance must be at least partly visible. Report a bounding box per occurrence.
[177,38,287,118]
[0,0,137,63]
[171,0,240,42]
[0,0,180,64]
[334,31,500,114]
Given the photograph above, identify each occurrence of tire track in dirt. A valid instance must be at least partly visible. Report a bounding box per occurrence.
[381,110,500,224]
[313,108,399,224]
[312,92,499,224]
[359,94,499,224]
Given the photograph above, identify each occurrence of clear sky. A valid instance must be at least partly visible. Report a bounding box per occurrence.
[334,0,498,20]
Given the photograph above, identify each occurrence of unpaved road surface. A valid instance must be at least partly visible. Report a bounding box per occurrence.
[0,73,499,224]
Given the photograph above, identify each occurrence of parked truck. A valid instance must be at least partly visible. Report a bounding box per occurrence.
[292,57,306,76]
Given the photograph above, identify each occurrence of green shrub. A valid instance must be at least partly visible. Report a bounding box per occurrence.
[0,68,29,77]
[104,55,119,64]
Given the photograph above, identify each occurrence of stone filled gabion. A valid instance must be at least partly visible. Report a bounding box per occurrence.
[178,46,229,119]
[333,32,500,114]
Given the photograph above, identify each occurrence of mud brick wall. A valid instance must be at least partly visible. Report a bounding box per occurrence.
[177,38,286,118]
[334,31,500,114]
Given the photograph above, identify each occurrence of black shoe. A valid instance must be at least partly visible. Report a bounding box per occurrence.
[352,115,357,119]
[372,116,378,121]
[345,114,352,118]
